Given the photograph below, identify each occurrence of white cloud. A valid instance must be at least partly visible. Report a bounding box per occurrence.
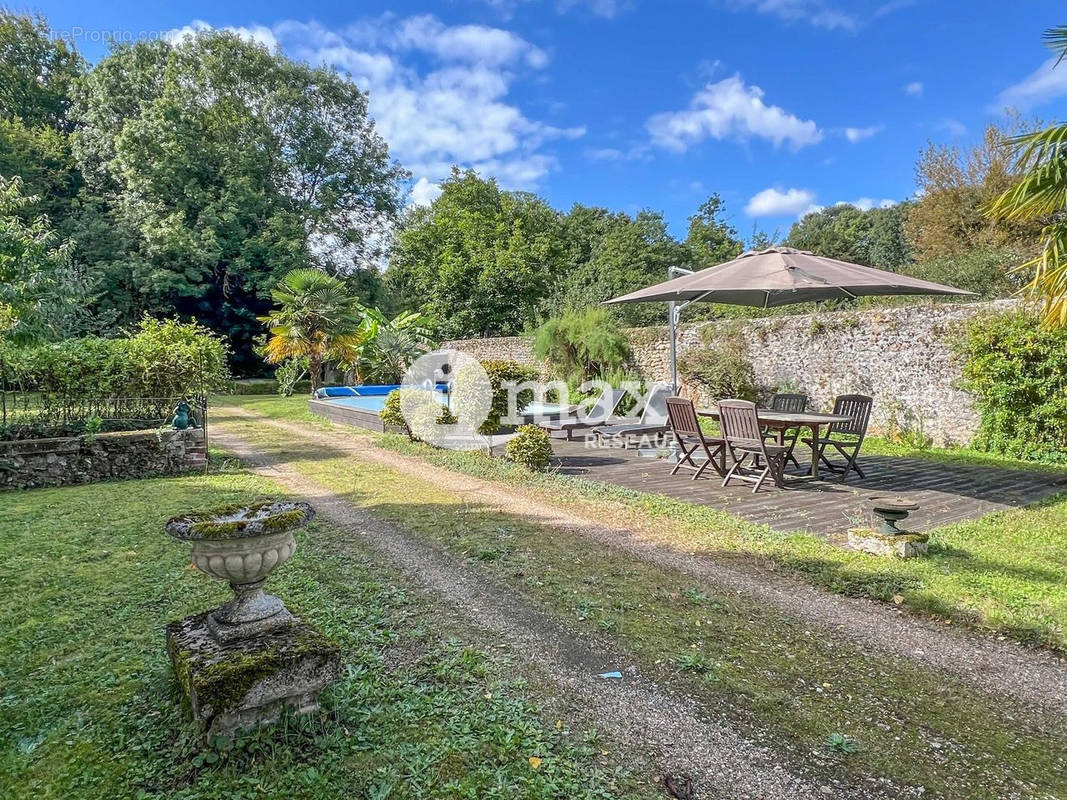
[585,147,624,160]
[384,14,548,67]
[722,0,913,31]
[745,187,817,216]
[410,177,443,206]
[841,197,896,211]
[183,16,582,198]
[844,125,883,143]
[993,56,1067,112]
[937,118,967,137]
[647,75,823,152]
[481,0,630,18]
[167,19,279,49]
[725,0,859,30]
[556,0,630,17]
[904,81,923,96]
[584,143,650,161]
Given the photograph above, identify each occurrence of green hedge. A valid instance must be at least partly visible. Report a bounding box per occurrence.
[4,317,230,400]
[958,311,1067,462]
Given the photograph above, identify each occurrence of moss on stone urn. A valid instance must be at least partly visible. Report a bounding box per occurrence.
[166,500,315,643]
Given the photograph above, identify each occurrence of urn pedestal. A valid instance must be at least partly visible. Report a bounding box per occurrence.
[165,501,340,734]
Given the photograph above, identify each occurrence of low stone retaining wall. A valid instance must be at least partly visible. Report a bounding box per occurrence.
[0,428,206,490]
[441,300,1017,446]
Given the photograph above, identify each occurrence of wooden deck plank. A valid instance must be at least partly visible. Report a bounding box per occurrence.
[548,436,1064,535]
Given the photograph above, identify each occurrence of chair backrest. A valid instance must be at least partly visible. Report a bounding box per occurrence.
[830,394,873,437]
[640,383,671,424]
[580,387,627,423]
[717,399,763,444]
[665,396,702,437]
[770,393,807,413]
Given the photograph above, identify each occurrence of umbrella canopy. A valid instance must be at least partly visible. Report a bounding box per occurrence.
[606,247,974,308]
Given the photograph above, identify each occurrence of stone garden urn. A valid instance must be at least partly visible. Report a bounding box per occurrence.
[166,500,311,642]
[164,501,339,734]
[846,495,929,559]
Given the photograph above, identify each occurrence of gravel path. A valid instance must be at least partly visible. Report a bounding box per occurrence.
[210,424,914,800]
[216,405,1067,719]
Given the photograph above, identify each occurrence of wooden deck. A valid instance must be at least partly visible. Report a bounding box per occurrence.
[549,437,1067,534]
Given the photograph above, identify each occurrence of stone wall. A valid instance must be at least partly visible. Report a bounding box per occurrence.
[0,428,206,490]
[439,300,1016,446]
[439,335,541,367]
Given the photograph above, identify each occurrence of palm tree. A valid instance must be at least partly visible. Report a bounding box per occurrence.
[987,25,1067,327]
[342,308,434,384]
[259,269,366,392]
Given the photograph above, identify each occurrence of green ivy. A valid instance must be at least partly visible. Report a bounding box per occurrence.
[958,311,1067,462]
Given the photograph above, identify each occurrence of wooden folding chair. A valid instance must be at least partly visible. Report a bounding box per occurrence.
[719,399,788,493]
[768,392,807,469]
[665,397,726,480]
[802,394,873,482]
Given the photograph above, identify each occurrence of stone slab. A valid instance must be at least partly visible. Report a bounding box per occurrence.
[847,528,929,558]
[166,610,340,735]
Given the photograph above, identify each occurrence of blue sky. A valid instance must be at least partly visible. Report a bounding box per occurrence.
[33,0,1067,239]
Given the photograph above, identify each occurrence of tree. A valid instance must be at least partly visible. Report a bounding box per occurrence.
[386,168,567,338]
[73,30,405,371]
[553,206,692,326]
[0,12,84,229]
[905,116,1042,261]
[0,12,83,131]
[786,203,911,271]
[685,194,744,269]
[986,25,1067,327]
[260,269,367,392]
[0,176,85,346]
[533,307,629,383]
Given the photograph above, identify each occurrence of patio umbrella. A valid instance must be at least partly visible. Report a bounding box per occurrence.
[604,247,975,390]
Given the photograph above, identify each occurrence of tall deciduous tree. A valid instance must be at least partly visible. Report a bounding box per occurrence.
[905,116,1042,261]
[386,168,567,338]
[73,30,405,371]
[0,12,84,229]
[987,26,1067,327]
[553,205,692,326]
[786,203,912,271]
[685,194,744,269]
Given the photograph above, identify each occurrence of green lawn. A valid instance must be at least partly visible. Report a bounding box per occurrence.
[218,395,1067,653]
[208,407,1067,800]
[0,471,652,800]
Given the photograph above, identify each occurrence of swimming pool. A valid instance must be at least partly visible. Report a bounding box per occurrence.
[308,384,449,432]
[325,392,449,414]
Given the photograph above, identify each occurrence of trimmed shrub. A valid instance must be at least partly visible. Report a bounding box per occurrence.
[6,317,230,399]
[453,359,538,436]
[381,389,454,442]
[957,310,1067,461]
[505,425,553,471]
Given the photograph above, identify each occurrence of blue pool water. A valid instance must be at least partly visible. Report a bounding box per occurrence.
[316,385,449,415]
[327,395,391,413]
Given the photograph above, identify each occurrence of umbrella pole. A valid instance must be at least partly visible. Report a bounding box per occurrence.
[666,266,693,463]
[666,266,693,395]
[669,300,679,393]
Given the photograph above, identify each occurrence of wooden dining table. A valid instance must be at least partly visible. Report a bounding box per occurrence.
[697,406,853,480]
